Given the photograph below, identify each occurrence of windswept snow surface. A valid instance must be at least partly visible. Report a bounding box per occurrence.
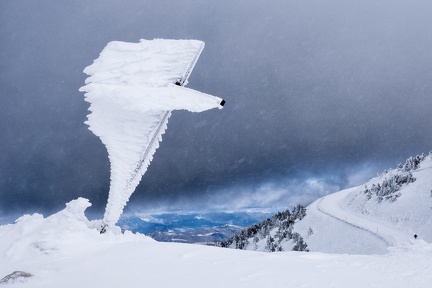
[1,198,432,288]
[295,155,432,254]
[79,39,224,228]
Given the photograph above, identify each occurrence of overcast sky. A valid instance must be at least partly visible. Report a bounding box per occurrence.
[1,0,432,219]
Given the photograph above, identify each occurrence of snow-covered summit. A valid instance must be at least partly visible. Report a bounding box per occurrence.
[1,197,432,287]
[1,154,432,287]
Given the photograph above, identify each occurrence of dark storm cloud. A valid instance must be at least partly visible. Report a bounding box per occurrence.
[1,0,432,218]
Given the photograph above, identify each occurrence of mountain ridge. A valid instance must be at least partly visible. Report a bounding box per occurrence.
[220,152,432,254]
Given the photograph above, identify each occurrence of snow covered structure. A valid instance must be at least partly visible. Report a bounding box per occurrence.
[79,39,224,231]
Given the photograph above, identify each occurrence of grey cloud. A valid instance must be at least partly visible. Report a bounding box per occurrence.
[1,0,432,217]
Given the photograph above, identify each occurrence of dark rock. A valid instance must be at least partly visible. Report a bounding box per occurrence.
[0,271,33,284]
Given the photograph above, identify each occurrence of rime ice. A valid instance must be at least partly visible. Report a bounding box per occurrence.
[79,39,224,229]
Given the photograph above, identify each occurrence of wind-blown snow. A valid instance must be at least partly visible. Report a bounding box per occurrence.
[79,39,224,228]
[1,198,432,287]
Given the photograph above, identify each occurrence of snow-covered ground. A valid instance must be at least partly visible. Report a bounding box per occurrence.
[218,154,432,255]
[295,155,432,254]
[2,155,431,286]
[295,154,432,255]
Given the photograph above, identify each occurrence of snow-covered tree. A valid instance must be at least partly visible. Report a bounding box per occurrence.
[217,205,309,252]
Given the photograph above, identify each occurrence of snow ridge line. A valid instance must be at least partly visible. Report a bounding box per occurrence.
[316,198,391,247]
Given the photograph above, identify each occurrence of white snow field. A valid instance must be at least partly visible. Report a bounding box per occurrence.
[1,155,432,287]
[294,154,432,255]
[79,39,224,229]
[1,198,432,288]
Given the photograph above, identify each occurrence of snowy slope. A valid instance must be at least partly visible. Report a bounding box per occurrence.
[294,154,432,254]
[1,198,432,288]
[219,154,432,255]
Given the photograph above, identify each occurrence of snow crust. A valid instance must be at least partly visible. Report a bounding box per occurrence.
[79,39,223,227]
[1,198,432,288]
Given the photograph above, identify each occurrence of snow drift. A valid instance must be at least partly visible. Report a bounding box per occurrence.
[79,39,224,229]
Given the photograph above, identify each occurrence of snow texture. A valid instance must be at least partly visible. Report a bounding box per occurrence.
[1,197,432,288]
[79,39,224,228]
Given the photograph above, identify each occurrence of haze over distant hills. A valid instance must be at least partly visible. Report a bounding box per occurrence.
[117,211,273,243]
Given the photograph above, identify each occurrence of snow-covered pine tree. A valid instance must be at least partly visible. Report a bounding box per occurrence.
[364,153,429,203]
[217,204,308,252]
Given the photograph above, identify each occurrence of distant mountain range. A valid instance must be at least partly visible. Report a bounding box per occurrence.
[117,211,273,243]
